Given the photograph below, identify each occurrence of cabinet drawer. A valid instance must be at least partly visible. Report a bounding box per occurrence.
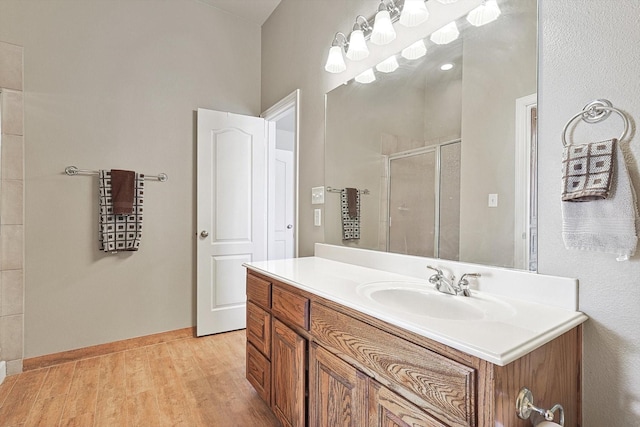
[247,301,271,358]
[247,273,271,310]
[272,285,310,331]
[311,302,476,427]
[246,342,271,404]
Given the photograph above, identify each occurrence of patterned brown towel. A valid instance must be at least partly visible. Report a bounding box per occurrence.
[562,138,615,202]
[99,170,144,252]
[341,188,360,240]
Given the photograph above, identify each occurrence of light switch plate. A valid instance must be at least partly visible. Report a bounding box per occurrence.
[312,186,325,205]
[314,209,322,226]
[488,193,498,207]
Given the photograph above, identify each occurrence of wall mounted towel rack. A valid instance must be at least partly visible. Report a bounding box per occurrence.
[562,99,630,147]
[64,166,168,182]
[326,186,370,195]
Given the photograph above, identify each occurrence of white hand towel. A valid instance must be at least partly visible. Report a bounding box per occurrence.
[562,143,639,261]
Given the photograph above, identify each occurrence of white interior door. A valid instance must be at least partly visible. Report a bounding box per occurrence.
[197,109,266,336]
[272,149,295,259]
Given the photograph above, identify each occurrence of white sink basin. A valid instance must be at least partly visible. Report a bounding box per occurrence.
[357,281,516,321]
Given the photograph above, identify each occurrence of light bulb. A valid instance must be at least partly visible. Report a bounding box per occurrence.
[401,40,427,60]
[346,30,369,61]
[324,46,347,73]
[399,0,429,27]
[371,10,396,45]
[466,0,501,27]
[376,56,399,73]
[430,21,459,45]
[355,68,376,84]
[440,63,454,71]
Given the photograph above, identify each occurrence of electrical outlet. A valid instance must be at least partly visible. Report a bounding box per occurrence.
[312,187,325,204]
[488,193,498,207]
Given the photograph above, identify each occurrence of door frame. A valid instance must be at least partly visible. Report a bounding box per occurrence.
[262,89,300,259]
[514,93,537,271]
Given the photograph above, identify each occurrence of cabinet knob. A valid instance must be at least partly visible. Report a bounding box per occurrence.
[287,224,293,229]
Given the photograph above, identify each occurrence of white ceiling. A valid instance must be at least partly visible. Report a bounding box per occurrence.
[199,0,282,26]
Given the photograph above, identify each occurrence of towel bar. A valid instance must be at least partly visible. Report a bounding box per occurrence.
[64,166,168,182]
[562,99,630,147]
[326,186,370,195]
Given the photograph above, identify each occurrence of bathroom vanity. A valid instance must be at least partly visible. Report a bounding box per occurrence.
[245,246,587,427]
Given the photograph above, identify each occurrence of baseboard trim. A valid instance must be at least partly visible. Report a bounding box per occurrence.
[23,326,196,371]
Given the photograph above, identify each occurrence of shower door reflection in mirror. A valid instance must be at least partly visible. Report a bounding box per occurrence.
[387,141,460,259]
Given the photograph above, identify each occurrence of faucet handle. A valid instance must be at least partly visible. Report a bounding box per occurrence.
[460,273,481,282]
[458,273,481,296]
[427,265,443,276]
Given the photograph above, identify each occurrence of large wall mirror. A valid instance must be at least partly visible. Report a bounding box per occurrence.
[325,0,537,271]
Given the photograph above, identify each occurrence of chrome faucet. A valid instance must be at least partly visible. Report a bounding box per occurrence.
[427,266,481,297]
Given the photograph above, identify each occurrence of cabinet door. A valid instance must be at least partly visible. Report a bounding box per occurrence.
[309,343,368,427]
[369,380,448,427]
[247,301,271,357]
[272,319,306,427]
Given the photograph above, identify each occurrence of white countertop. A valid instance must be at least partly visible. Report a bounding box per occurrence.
[245,256,588,366]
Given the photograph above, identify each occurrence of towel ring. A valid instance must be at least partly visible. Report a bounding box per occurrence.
[562,99,630,147]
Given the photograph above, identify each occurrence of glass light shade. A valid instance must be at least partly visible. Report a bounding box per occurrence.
[401,39,427,60]
[355,68,376,84]
[466,0,501,27]
[399,0,429,27]
[376,56,399,73]
[430,21,459,45]
[324,46,347,73]
[371,10,396,45]
[435,0,459,4]
[346,30,369,61]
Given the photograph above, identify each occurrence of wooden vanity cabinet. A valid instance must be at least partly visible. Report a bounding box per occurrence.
[246,270,582,427]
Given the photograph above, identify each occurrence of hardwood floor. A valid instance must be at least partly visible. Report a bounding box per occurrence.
[0,330,281,426]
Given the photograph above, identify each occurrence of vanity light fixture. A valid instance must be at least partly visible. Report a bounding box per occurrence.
[401,39,427,60]
[355,68,376,84]
[376,55,400,73]
[440,62,454,71]
[371,2,397,45]
[399,0,429,27]
[435,0,459,4]
[466,0,501,27]
[430,21,459,44]
[324,32,348,73]
[346,16,371,60]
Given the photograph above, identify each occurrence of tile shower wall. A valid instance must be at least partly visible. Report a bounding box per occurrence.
[0,41,24,375]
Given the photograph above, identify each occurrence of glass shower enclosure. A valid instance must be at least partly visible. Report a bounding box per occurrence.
[386,140,461,259]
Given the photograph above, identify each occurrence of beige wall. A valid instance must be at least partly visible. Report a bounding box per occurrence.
[0,0,261,358]
[0,41,24,375]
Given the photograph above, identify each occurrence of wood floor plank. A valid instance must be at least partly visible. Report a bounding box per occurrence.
[127,389,162,426]
[37,362,76,399]
[23,394,67,427]
[59,412,95,427]
[0,369,47,426]
[60,357,101,422]
[125,346,155,396]
[94,352,127,427]
[0,374,19,407]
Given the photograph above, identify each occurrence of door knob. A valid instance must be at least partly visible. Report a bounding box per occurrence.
[200,230,209,238]
[287,224,293,229]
